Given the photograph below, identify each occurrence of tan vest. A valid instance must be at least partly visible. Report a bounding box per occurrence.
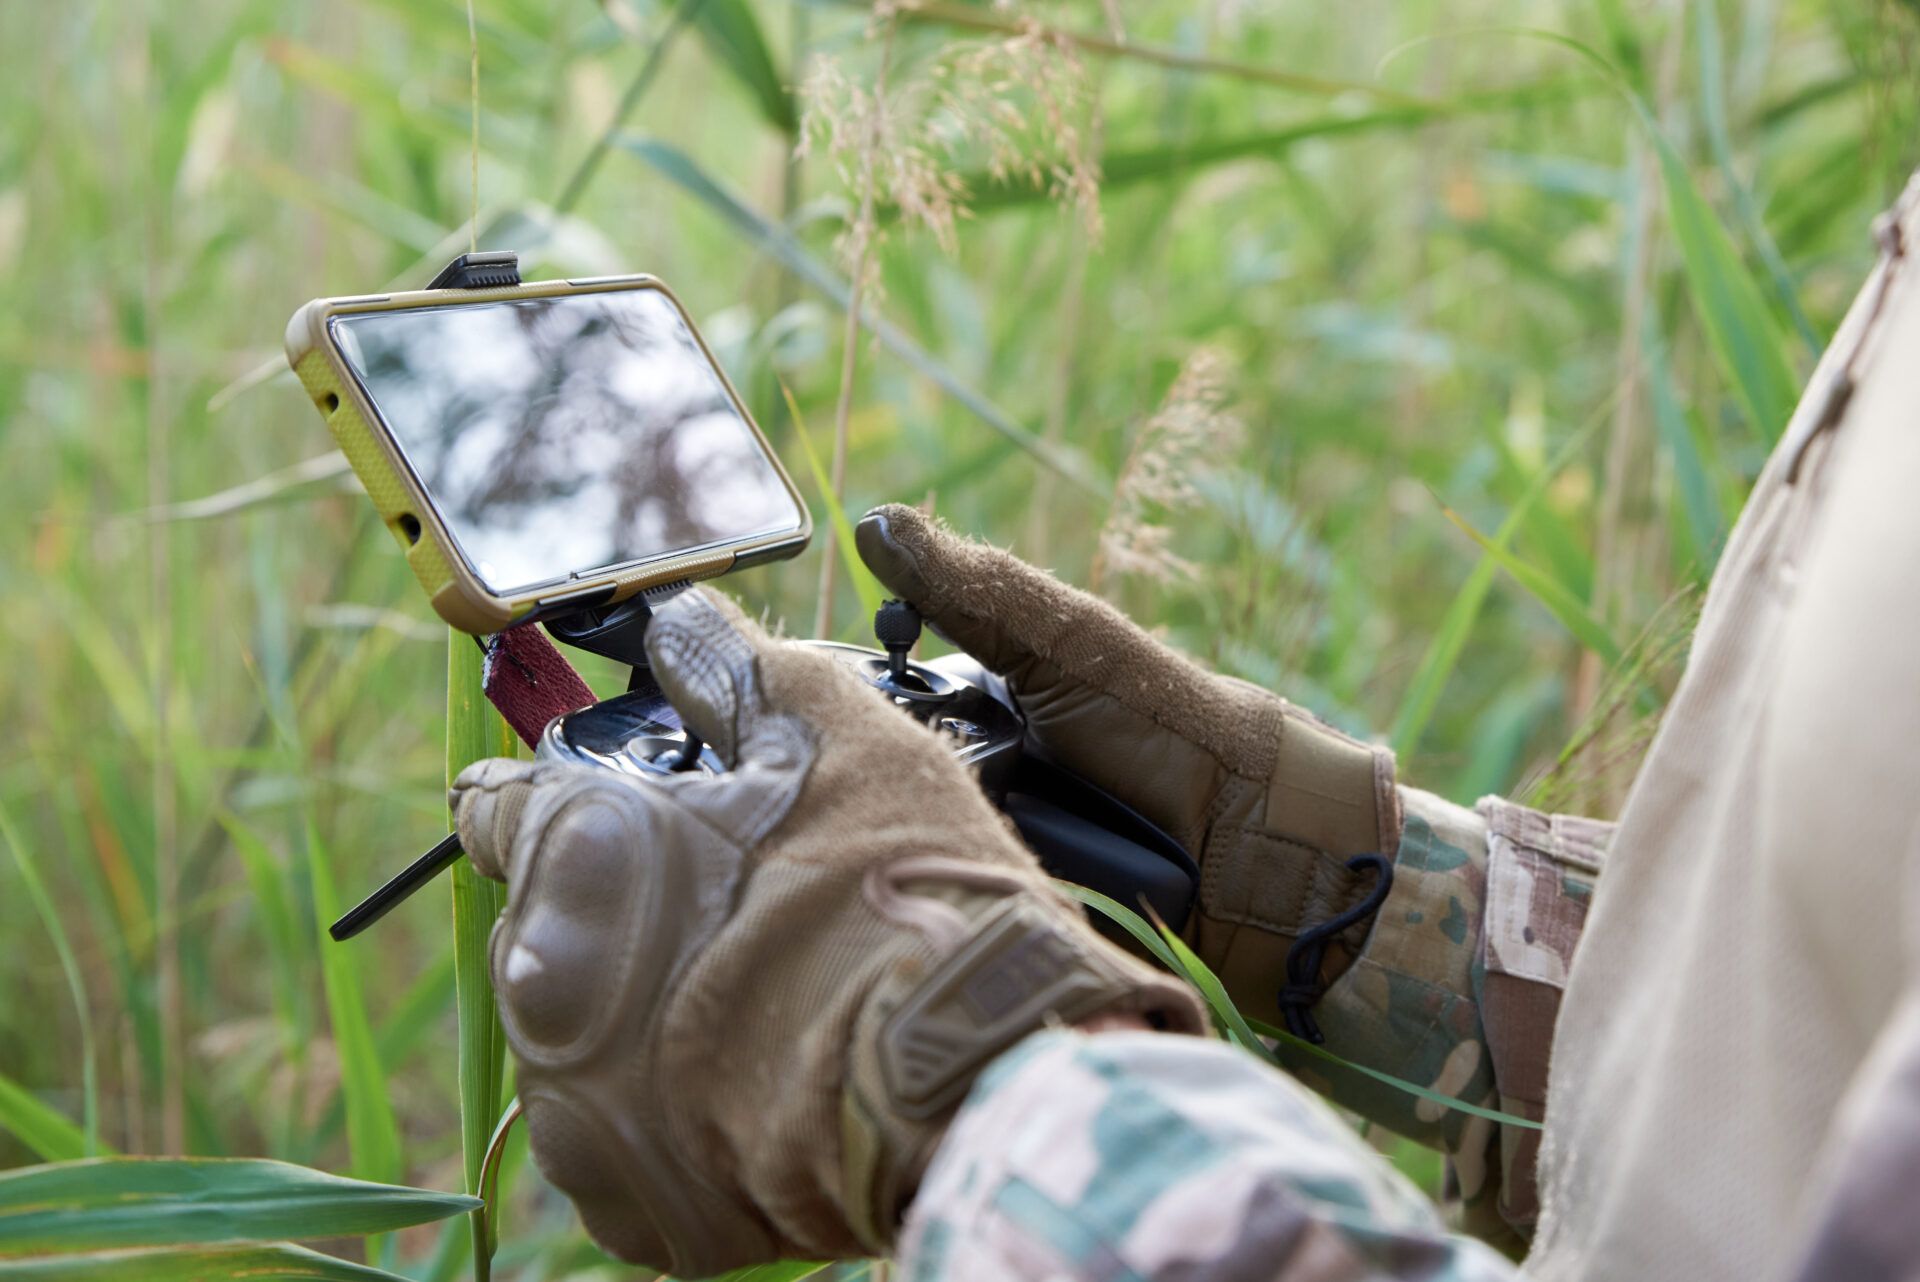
[1528,179,1920,1280]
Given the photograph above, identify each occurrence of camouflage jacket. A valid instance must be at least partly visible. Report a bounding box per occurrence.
[895,785,1598,1279]
[898,1027,1521,1281]
[1288,789,1610,1246]
[897,784,1920,1280]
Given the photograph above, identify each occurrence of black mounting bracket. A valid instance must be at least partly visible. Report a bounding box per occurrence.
[427,249,521,290]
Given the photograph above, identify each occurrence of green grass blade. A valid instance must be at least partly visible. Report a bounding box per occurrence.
[1056,882,1185,973]
[1250,1015,1541,1131]
[1647,118,1798,442]
[1441,507,1622,665]
[1167,932,1538,1130]
[1389,420,1600,754]
[0,804,98,1156]
[1691,0,1818,355]
[1645,333,1729,571]
[342,0,538,65]
[697,1264,833,1282]
[0,1077,101,1166]
[780,385,884,621]
[617,135,1106,495]
[305,824,403,1186]
[264,38,465,144]
[376,951,457,1070]
[1064,884,1540,1129]
[0,1158,477,1255]
[1496,27,1800,441]
[218,814,309,1047]
[0,1244,421,1281]
[52,596,153,750]
[690,0,797,135]
[312,952,457,1156]
[1156,918,1288,1056]
[1389,557,1503,758]
[446,632,511,1282]
[245,155,452,253]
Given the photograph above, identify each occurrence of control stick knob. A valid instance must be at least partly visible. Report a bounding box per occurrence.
[874,598,922,683]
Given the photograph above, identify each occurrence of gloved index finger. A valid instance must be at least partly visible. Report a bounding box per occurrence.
[856,503,1140,682]
[853,503,1267,808]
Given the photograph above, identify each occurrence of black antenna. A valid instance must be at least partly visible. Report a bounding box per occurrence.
[329,833,465,941]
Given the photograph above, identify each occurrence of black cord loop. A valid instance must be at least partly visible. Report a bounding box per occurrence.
[1277,852,1394,1044]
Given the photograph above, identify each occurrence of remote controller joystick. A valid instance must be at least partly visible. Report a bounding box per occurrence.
[874,598,921,685]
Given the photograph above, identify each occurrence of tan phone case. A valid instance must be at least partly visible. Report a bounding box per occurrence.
[285,275,811,634]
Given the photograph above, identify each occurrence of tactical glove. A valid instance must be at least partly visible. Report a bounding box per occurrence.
[855,504,1403,1035]
[451,589,1206,1278]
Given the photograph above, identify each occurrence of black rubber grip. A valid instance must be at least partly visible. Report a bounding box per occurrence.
[874,598,922,648]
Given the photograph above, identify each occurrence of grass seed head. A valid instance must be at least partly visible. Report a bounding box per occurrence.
[797,0,1105,283]
[1096,349,1244,589]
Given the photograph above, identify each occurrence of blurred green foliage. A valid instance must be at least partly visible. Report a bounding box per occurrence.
[0,0,1915,1277]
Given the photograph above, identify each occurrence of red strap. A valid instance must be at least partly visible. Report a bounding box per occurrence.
[482,626,598,748]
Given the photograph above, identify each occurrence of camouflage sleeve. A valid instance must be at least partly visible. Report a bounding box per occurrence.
[897,1029,1523,1282]
[1278,788,1610,1247]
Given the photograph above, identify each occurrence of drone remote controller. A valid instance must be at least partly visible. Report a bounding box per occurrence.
[328,599,1199,944]
[538,600,1199,937]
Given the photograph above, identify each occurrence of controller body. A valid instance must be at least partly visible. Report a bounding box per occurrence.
[538,640,1200,932]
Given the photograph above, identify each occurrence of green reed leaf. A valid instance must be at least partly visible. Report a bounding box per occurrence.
[306,826,404,1189]
[446,633,512,1282]
[699,1263,834,1281]
[781,384,884,620]
[1491,27,1802,441]
[0,1077,97,1167]
[819,0,1434,103]
[1065,882,1541,1130]
[1390,418,1602,755]
[691,0,797,135]
[891,86,1575,220]
[1692,0,1818,355]
[1648,119,1799,442]
[0,805,98,1156]
[0,1244,419,1281]
[1442,507,1623,665]
[0,1158,476,1256]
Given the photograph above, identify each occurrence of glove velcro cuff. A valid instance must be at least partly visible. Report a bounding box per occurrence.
[1267,704,1400,859]
[841,869,1206,1250]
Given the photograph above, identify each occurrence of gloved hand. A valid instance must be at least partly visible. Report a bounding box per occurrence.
[450,589,1205,1278]
[856,504,1403,1036]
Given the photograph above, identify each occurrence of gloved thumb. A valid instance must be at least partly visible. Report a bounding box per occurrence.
[643,588,805,773]
[451,757,580,883]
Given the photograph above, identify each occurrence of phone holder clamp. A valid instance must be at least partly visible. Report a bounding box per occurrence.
[428,249,521,290]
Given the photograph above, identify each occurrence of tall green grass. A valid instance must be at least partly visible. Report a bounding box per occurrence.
[1,0,1913,1277]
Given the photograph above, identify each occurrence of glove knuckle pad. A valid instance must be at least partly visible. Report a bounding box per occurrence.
[494,790,666,1066]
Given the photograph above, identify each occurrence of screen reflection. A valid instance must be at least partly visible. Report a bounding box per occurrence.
[331,289,803,595]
